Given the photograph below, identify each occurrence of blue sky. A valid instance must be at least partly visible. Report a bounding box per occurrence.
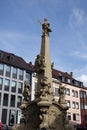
[0,0,87,86]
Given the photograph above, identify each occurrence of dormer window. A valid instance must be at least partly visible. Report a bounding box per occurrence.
[0,52,3,59]
[67,78,71,84]
[62,76,65,82]
[10,55,14,62]
[7,54,15,62]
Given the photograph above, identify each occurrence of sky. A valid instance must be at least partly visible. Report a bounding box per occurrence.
[0,0,87,86]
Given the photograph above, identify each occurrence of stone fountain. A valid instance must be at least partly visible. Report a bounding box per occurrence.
[13,19,75,130]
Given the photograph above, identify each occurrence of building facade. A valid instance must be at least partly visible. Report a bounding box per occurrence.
[0,50,33,125]
[32,69,87,126]
[80,89,87,128]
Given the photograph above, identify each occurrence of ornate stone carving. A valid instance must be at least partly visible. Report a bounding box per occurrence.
[39,108,49,129]
[48,104,64,130]
[12,19,75,130]
[35,54,45,73]
[20,82,31,110]
[23,81,31,102]
[42,18,52,35]
[58,82,66,106]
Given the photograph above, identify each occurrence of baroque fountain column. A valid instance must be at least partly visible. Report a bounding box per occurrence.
[34,18,55,130]
[12,18,75,130]
[35,18,54,103]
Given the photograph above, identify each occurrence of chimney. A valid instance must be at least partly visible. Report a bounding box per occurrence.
[28,61,32,66]
[70,72,73,78]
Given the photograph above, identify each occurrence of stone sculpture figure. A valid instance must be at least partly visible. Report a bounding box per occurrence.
[20,81,31,110]
[58,82,66,106]
[35,54,45,73]
[42,18,52,35]
[23,81,31,102]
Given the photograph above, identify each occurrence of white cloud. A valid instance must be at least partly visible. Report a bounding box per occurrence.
[69,8,87,29]
[73,65,87,87]
[77,74,87,87]
[71,51,87,60]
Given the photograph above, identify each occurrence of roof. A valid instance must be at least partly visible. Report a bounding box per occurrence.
[0,50,33,72]
[52,68,73,79]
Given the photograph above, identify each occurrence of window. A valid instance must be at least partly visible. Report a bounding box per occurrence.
[76,102,79,109]
[66,100,71,108]
[72,90,78,97]
[72,101,75,109]
[76,91,78,97]
[9,55,15,62]
[80,91,86,98]
[4,79,10,91]
[74,81,79,86]
[0,52,3,59]
[55,88,59,97]
[9,110,16,126]
[73,113,79,121]
[3,94,9,106]
[18,82,23,93]
[0,78,3,90]
[73,113,76,120]
[12,67,17,79]
[84,115,87,122]
[67,113,71,120]
[5,65,11,77]
[62,76,65,82]
[0,63,4,75]
[19,69,23,80]
[65,88,70,95]
[79,82,83,87]
[72,101,79,109]
[67,78,71,84]
[17,96,22,108]
[80,91,83,98]
[10,95,15,107]
[84,92,86,98]
[85,104,87,110]
[81,103,84,109]
[72,90,75,97]
[11,81,16,93]
[26,73,30,83]
[2,109,7,124]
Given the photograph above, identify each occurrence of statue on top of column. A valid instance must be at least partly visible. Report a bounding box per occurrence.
[42,18,52,35]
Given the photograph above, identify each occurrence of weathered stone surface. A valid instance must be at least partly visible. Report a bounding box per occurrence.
[12,19,75,130]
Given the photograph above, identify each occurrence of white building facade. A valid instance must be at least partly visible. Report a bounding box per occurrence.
[0,50,33,126]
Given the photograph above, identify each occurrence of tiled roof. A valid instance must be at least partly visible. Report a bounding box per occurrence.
[0,50,33,72]
[52,68,73,80]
